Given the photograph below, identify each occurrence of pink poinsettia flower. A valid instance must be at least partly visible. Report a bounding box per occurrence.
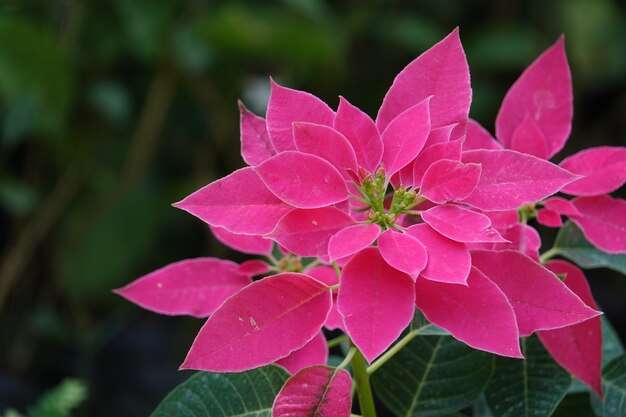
[118,29,605,385]
[464,37,626,254]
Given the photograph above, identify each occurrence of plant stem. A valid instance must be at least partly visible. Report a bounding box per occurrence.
[367,330,418,375]
[337,347,357,370]
[539,247,560,264]
[351,349,377,417]
[327,334,348,349]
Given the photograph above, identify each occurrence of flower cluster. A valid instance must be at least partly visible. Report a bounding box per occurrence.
[116,29,626,411]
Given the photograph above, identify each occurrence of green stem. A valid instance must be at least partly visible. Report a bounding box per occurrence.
[539,247,560,264]
[351,349,377,417]
[337,347,357,370]
[327,334,348,349]
[332,261,342,280]
[367,330,418,375]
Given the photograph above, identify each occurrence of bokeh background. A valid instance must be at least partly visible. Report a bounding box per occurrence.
[1,0,625,415]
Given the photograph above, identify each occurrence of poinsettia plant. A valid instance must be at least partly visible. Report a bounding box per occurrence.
[116,28,626,417]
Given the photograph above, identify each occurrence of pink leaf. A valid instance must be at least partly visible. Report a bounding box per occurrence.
[464,119,502,151]
[536,209,563,228]
[276,332,329,375]
[484,210,519,230]
[293,122,358,175]
[328,223,381,261]
[421,204,507,243]
[414,267,522,358]
[270,207,355,257]
[334,96,384,173]
[255,151,348,209]
[381,97,432,176]
[272,366,352,417]
[461,149,578,210]
[496,37,572,158]
[238,260,271,277]
[543,196,580,216]
[266,79,334,152]
[560,146,626,196]
[238,100,275,166]
[471,250,601,336]
[115,258,251,318]
[210,225,273,255]
[306,266,345,332]
[377,28,471,139]
[420,159,481,204]
[570,195,626,253]
[470,224,542,261]
[377,229,428,279]
[338,248,415,362]
[425,123,457,147]
[538,260,603,398]
[174,167,291,235]
[510,114,549,159]
[412,139,463,187]
[406,224,471,285]
[181,273,332,372]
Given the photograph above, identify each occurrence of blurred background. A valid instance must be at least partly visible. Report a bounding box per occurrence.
[1,0,625,415]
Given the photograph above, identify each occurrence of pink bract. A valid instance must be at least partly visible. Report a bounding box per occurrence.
[276,332,329,375]
[272,366,352,417]
[181,273,331,372]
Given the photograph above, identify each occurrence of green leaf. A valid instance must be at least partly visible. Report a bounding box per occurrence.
[150,365,289,417]
[485,336,572,417]
[553,393,597,417]
[553,221,626,274]
[591,355,626,417]
[372,336,494,417]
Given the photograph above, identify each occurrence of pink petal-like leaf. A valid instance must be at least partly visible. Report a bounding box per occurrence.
[115,258,251,318]
[422,204,507,243]
[570,195,626,253]
[293,122,358,175]
[338,248,415,362]
[461,149,578,210]
[270,207,356,257]
[496,36,572,158]
[334,96,384,173]
[412,139,463,187]
[420,159,481,204]
[471,250,601,337]
[484,210,519,230]
[276,332,329,375]
[463,119,502,151]
[181,273,332,372]
[469,224,542,261]
[560,146,626,196]
[543,196,580,216]
[328,223,381,261]
[272,366,352,417]
[210,225,273,255]
[238,259,271,277]
[266,79,334,152]
[174,167,291,235]
[381,97,432,176]
[307,266,345,332]
[406,224,471,285]
[536,209,563,228]
[538,260,603,397]
[510,114,549,159]
[238,100,275,166]
[377,229,428,279]
[414,267,522,358]
[255,151,348,209]
[377,28,471,140]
